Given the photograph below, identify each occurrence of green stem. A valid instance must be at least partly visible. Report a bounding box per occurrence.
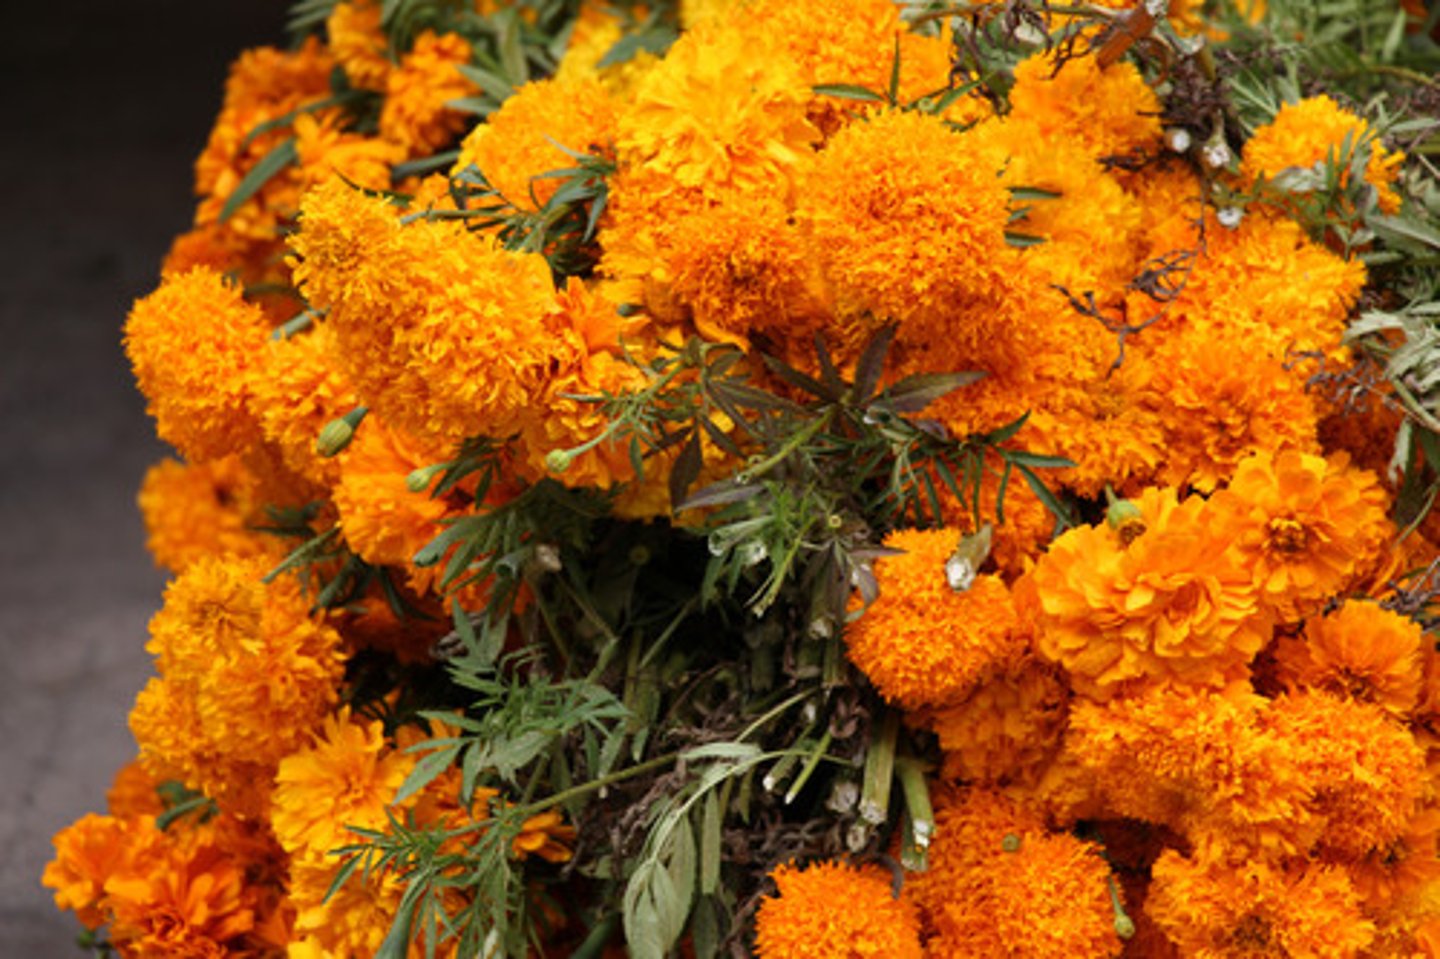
[739,410,833,482]
[516,751,683,818]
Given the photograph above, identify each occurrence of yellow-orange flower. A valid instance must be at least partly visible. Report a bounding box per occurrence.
[926,650,1070,787]
[1242,95,1405,215]
[1264,691,1427,860]
[130,555,346,815]
[272,709,417,859]
[1067,682,1318,859]
[124,268,270,462]
[379,30,480,156]
[1276,601,1424,718]
[1030,487,1270,697]
[796,109,1029,375]
[455,74,619,211]
[1147,848,1375,957]
[137,455,281,575]
[1216,449,1392,620]
[290,178,580,447]
[294,114,406,193]
[43,814,157,930]
[754,859,923,959]
[906,787,1121,956]
[616,22,819,201]
[326,0,390,91]
[1007,50,1162,162]
[846,529,1025,709]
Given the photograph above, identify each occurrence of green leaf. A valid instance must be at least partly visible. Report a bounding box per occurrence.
[393,742,462,804]
[1370,215,1440,251]
[699,792,722,896]
[598,24,679,68]
[887,33,902,104]
[669,429,703,510]
[1007,185,1064,202]
[680,742,762,763]
[851,325,897,404]
[874,371,986,413]
[1015,463,1074,529]
[496,9,530,86]
[1002,450,1076,470]
[811,83,887,103]
[456,63,514,101]
[218,138,298,224]
[1004,230,1047,247]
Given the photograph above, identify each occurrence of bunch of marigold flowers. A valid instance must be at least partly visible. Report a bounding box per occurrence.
[44,0,1440,956]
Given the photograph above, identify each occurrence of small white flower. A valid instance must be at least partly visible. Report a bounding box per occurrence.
[1217,206,1245,229]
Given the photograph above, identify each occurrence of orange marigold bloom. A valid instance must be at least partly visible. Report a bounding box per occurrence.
[106,760,165,819]
[754,860,923,959]
[104,835,258,959]
[124,268,269,462]
[194,38,334,241]
[907,787,1121,956]
[1147,848,1375,957]
[846,529,1026,709]
[797,109,1029,375]
[1242,95,1405,215]
[137,455,281,575]
[43,814,158,930]
[1348,805,1440,914]
[1144,329,1323,494]
[248,321,362,489]
[553,0,660,95]
[272,709,416,859]
[295,114,406,193]
[1263,691,1427,860]
[130,555,346,815]
[332,418,459,596]
[1067,682,1318,859]
[1275,601,1424,718]
[617,22,819,201]
[1215,449,1392,621]
[326,0,390,91]
[1007,50,1162,162]
[379,30,480,156]
[455,74,619,211]
[926,650,1070,787]
[291,178,579,447]
[1031,487,1271,698]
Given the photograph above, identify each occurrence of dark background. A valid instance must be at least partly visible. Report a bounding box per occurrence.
[0,1,291,952]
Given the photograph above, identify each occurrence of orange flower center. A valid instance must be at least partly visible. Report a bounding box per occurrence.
[1267,517,1312,554]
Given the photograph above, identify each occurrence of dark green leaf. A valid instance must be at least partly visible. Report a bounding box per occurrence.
[676,480,764,512]
[1015,463,1073,529]
[669,429,703,510]
[810,83,887,103]
[1004,230,1047,247]
[874,371,986,413]
[761,352,839,401]
[851,324,897,404]
[456,63,514,101]
[218,138,298,224]
[598,24,679,68]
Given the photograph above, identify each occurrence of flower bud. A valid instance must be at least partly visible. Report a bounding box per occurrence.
[545,448,575,473]
[1104,486,1146,545]
[406,463,446,493]
[316,405,368,458]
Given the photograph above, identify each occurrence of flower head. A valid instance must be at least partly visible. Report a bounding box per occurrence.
[379,30,479,155]
[754,859,923,959]
[1276,601,1424,717]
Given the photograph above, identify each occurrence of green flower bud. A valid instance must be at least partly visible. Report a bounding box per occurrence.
[316,405,368,458]
[545,448,575,473]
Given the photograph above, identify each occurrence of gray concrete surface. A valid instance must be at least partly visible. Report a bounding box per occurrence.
[1,2,289,952]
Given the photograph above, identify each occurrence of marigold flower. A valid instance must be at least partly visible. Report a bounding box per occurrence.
[616,22,819,201]
[455,74,619,212]
[288,851,410,957]
[1263,691,1427,860]
[106,761,165,819]
[1031,487,1271,697]
[272,709,417,859]
[379,30,480,156]
[846,529,1026,709]
[553,0,660,95]
[333,418,459,596]
[1275,601,1424,717]
[124,268,270,462]
[1148,848,1374,957]
[1007,50,1162,162]
[1067,682,1319,859]
[1146,330,1324,493]
[1215,449,1392,620]
[906,787,1121,956]
[754,860,923,959]
[137,456,281,575]
[926,650,1070,787]
[1242,95,1405,215]
[326,0,390,91]
[1347,805,1440,914]
[130,555,346,814]
[796,109,1031,375]
[43,814,157,929]
[291,178,580,447]
[295,114,406,193]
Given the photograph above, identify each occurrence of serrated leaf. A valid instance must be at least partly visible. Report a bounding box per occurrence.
[811,83,887,103]
[393,742,461,804]
[218,138,298,224]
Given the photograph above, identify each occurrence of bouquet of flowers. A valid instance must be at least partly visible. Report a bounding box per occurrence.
[42,0,1440,955]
